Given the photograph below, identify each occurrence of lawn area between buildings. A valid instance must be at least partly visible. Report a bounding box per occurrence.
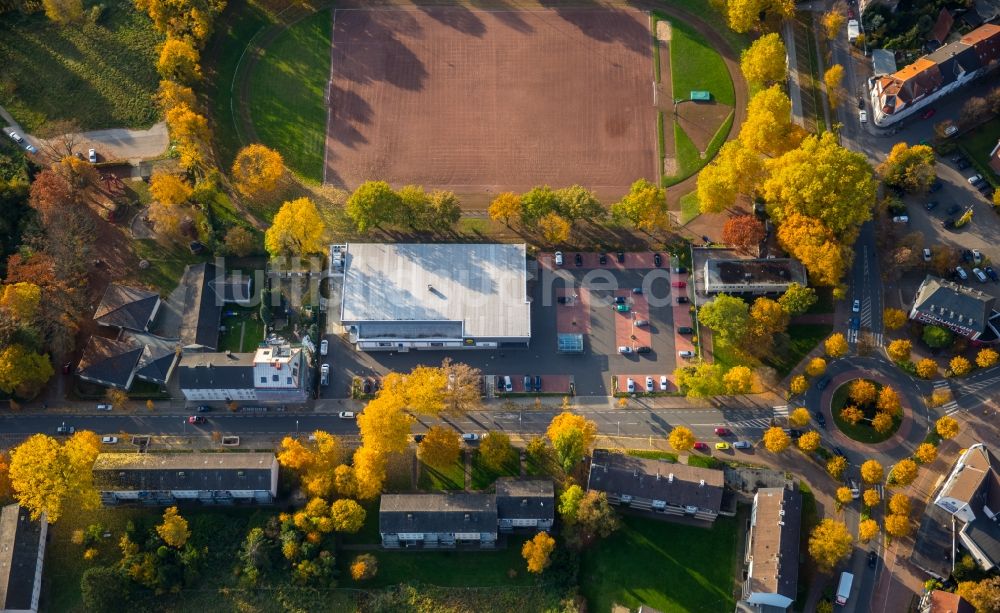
[418,455,466,491]
[219,306,266,352]
[763,323,833,378]
[471,450,520,490]
[0,0,162,131]
[247,9,332,182]
[956,117,1000,184]
[581,514,739,613]
[132,238,210,295]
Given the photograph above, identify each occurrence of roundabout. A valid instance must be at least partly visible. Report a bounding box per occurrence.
[829,378,901,444]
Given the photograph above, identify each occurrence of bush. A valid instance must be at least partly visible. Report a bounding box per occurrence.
[922,325,953,349]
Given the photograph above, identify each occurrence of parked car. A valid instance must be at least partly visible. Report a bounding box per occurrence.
[671,280,686,288]
[88,148,97,163]
[968,174,986,187]
[859,109,868,123]
[101,436,118,444]
[320,363,330,385]
[856,96,865,109]
[659,376,668,391]
[929,180,943,193]
[850,316,860,330]
[56,423,75,435]
[924,200,938,211]
[734,441,751,449]
[503,376,513,392]
[534,375,542,392]
[947,204,962,216]
[599,253,607,265]
[197,404,212,412]
[944,125,959,137]
[973,249,983,265]
[852,299,861,313]
[985,266,999,282]
[462,433,480,442]
[653,253,662,267]
[338,411,356,419]
[676,296,689,304]
[693,442,708,451]
[523,375,531,390]
[626,378,636,392]
[636,346,651,354]
[320,339,328,355]
[574,253,583,267]
[7,130,24,144]
[834,447,847,457]
[615,304,630,313]
[673,266,687,274]
[923,248,932,262]
[554,251,563,266]
[617,251,625,263]
[645,377,654,392]
[187,415,205,424]
[96,403,112,411]
[677,326,694,334]
[715,442,730,450]
[634,319,649,327]
[868,551,878,569]
[962,249,974,263]
[714,427,732,436]
[892,215,909,223]
[974,267,988,283]
[956,266,969,281]
[618,345,632,354]
[678,350,695,359]
[413,434,425,443]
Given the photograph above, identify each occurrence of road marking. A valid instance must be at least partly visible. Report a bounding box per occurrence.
[772,405,789,418]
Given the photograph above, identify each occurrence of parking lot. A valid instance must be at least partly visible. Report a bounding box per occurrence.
[322,252,688,398]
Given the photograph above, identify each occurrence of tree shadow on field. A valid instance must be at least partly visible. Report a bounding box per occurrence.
[469,0,534,33]
[333,10,428,91]
[536,0,650,55]
[417,4,486,37]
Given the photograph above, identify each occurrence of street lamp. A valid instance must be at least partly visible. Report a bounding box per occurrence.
[296,419,299,433]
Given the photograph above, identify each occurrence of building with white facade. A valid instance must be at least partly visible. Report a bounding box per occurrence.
[870,24,1000,127]
[177,342,310,403]
[703,258,807,295]
[340,243,531,351]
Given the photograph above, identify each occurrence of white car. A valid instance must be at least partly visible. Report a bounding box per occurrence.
[968,174,984,185]
[923,248,932,262]
[972,249,983,265]
[101,436,118,444]
[320,339,328,356]
[956,266,969,281]
[88,148,97,163]
[645,376,654,392]
[338,411,356,419]
[659,375,668,391]
[852,299,861,313]
[7,130,24,144]
[618,346,632,354]
[626,378,635,393]
[554,251,563,266]
[678,350,695,359]
[462,433,479,442]
[320,363,330,386]
[859,109,868,124]
[944,125,958,137]
[96,403,113,411]
[973,268,988,283]
[892,215,909,223]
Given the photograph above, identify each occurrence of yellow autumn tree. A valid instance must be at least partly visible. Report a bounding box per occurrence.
[883,308,908,330]
[839,405,863,425]
[149,172,193,205]
[872,412,894,434]
[740,32,787,85]
[936,416,960,439]
[888,493,911,516]
[723,366,753,394]
[762,427,790,453]
[522,531,556,574]
[232,144,284,197]
[808,519,853,573]
[821,9,845,40]
[860,459,884,484]
[849,379,877,406]
[352,446,388,500]
[790,375,809,396]
[976,348,999,369]
[668,426,696,452]
[827,456,847,480]
[858,519,879,543]
[42,0,83,24]
[157,38,202,83]
[357,396,414,457]
[887,339,912,363]
[884,514,912,538]
[156,506,191,547]
[697,139,765,214]
[805,358,827,378]
[546,412,598,471]
[825,333,849,358]
[0,282,41,321]
[739,85,803,157]
[8,432,100,522]
[916,358,938,379]
[914,443,938,464]
[798,431,821,452]
[538,212,572,245]
[949,356,972,376]
[488,192,522,226]
[788,407,811,428]
[418,426,461,469]
[331,499,366,533]
[823,64,844,107]
[776,214,851,287]
[891,459,919,486]
[877,386,902,417]
[835,487,853,505]
[264,197,326,257]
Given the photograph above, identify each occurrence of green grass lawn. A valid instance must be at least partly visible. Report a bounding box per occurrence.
[0,0,162,131]
[709,333,746,370]
[678,190,701,224]
[418,454,466,491]
[764,323,833,378]
[248,9,332,182]
[659,0,749,54]
[219,306,265,352]
[831,380,900,443]
[957,117,1000,183]
[667,17,735,107]
[627,449,679,462]
[132,238,210,294]
[471,450,520,490]
[581,514,738,613]
[338,536,534,589]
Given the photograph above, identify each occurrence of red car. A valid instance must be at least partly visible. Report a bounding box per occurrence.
[714,427,732,436]
[187,416,205,424]
[921,108,936,119]
[693,441,708,451]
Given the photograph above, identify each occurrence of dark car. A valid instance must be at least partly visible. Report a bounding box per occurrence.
[816,376,830,391]
[714,427,732,436]
[813,411,827,427]
[677,326,694,334]
[951,153,966,164]
[868,551,878,569]
[788,429,804,440]
[986,266,999,282]
[857,96,865,109]
[636,346,652,354]
[850,316,860,330]
[574,253,583,267]
[534,375,542,392]
[413,434,425,443]
[947,204,962,215]
[834,447,847,457]
[956,158,970,170]
[557,296,568,304]
[614,296,626,304]
[653,253,662,267]
[962,249,974,263]
[56,423,74,435]
[632,287,642,294]
[523,375,531,390]
[617,251,625,263]
[924,200,938,211]
[944,217,957,229]
[196,405,212,412]
[677,296,689,304]
[928,180,943,193]
[599,253,607,265]
[363,379,373,394]
[673,266,687,274]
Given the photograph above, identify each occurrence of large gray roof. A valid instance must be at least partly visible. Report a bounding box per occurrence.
[177,351,255,390]
[911,275,998,340]
[0,504,44,612]
[746,487,802,602]
[495,478,555,521]
[94,284,159,331]
[77,335,143,388]
[380,493,497,534]
[588,450,724,512]
[340,243,531,339]
[92,452,276,491]
[130,332,179,384]
[178,262,223,350]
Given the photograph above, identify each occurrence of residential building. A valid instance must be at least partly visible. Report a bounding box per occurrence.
[380,492,499,549]
[586,449,724,523]
[909,276,1000,344]
[702,258,807,295]
[913,444,1000,577]
[495,478,555,532]
[92,452,278,506]
[919,590,974,613]
[93,284,160,332]
[737,486,802,612]
[177,342,310,403]
[0,504,47,613]
[340,243,531,350]
[870,23,1000,126]
[379,479,555,548]
[178,261,255,351]
[77,332,179,390]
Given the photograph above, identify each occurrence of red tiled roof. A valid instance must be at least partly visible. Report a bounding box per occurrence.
[929,8,953,45]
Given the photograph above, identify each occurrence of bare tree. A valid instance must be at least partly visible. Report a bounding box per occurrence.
[34,119,83,161]
[960,97,990,128]
[441,358,483,414]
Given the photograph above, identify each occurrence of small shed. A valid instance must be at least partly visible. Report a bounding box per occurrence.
[557,333,584,354]
[689,90,711,101]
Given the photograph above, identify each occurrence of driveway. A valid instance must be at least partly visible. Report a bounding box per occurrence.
[33,122,170,163]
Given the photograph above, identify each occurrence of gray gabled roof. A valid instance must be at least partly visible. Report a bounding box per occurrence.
[0,504,45,612]
[179,262,222,350]
[94,284,159,331]
[129,332,179,384]
[177,351,255,390]
[380,493,497,534]
[495,478,554,521]
[77,335,143,388]
[911,275,997,338]
[587,450,724,512]
[92,452,276,491]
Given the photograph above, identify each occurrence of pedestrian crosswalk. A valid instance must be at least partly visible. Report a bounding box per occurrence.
[847,328,859,344]
[772,405,789,418]
[959,375,1000,394]
[735,418,773,429]
[933,380,950,390]
[943,401,961,416]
